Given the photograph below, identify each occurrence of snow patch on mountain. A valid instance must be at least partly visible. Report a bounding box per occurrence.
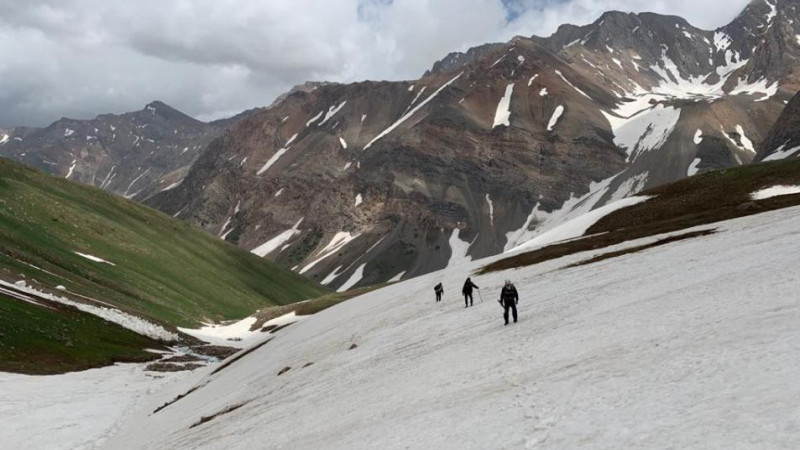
[751,185,800,201]
[694,129,704,145]
[337,264,367,292]
[554,70,592,100]
[364,72,463,150]
[257,148,290,175]
[446,229,474,269]
[547,105,565,131]
[485,194,494,226]
[735,125,755,153]
[251,218,304,257]
[123,168,152,199]
[321,266,345,285]
[161,180,183,192]
[512,195,651,252]
[305,111,323,127]
[527,74,539,86]
[74,251,115,265]
[490,55,505,67]
[504,202,551,251]
[388,271,405,282]
[339,137,347,149]
[65,159,77,178]
[602,105,681,162]
[300,231,362,274]
[714,31,732,51]
[492,83,514,129]
[320,101,347,125]
[763,144,800,162]
[609,172,649,202]
[688,158,702,176]
[729,77,779,102]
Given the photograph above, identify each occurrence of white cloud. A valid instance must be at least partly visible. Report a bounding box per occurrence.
[0,0,748,127]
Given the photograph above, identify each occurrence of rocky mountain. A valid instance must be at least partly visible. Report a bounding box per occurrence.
[757,90,800,160]
[146,0,800,291]
[0,101,254,200]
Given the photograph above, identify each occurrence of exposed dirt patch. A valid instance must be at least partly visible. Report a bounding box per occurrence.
[277,366,291,376]
[153,384,203,414]
[564,229,717,269]
[190,402,247,429]
[268,322,294,334]
[191,345,239,359]
[302,362,314,368]
[159,354,203,363]
[145,362,204,372]
[349,343,359,350]
[210,338,273,376]
[250,284,387,330]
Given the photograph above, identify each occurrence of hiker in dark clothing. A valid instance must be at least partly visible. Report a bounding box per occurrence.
[462,278,479,307]
[434,283,444,302]
[499,280,519,325]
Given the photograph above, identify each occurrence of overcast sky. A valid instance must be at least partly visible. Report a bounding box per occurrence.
[0,0,749,128]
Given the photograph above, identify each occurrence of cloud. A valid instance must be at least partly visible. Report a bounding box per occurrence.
[0,0,748,127]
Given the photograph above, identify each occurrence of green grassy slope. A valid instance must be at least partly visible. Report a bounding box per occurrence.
[0,292,164,374]
[0,157,329,328]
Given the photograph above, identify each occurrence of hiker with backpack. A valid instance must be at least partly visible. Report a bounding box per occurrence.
[462,277,479,307]
[498,280,519,325]
[434,282,444,302]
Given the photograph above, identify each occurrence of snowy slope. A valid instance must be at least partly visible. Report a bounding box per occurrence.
[0,364,191,450]
[104,205,800,449]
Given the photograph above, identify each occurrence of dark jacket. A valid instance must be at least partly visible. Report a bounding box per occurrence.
[434,283,443,294]
[462,280,478,294]
[500,285,519,305]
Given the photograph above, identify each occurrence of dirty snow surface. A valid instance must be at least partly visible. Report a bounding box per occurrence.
[103,205,800,449]
[0,364,189,450]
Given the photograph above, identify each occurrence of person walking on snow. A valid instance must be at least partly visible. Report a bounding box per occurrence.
[462,278,479,307]
[434,282,444,302]
[499,280,519,325]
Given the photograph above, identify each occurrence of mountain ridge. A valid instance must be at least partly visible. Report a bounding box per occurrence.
[143,0,800,290]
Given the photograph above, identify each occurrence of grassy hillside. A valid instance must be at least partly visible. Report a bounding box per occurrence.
[0,291,164,374]
[483,158,800,273]
[0,157,329,329]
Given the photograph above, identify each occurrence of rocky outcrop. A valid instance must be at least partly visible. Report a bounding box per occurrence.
[757,90,800,161]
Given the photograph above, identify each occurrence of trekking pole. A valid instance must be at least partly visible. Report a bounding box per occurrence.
[478,289,483,303]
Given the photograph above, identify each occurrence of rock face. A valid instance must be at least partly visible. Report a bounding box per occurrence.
[758,90,800,161]
[0,101,254,200]
[144,0,800,291]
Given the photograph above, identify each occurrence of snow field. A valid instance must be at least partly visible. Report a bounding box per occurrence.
[104,205,800,449]
[0,364,192,450]
[178,312,305,348]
